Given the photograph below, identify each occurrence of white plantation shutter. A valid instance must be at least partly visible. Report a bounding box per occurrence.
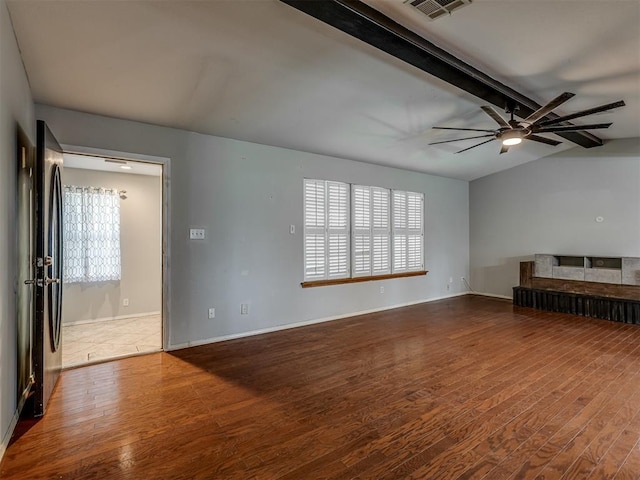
[327,181,350,279]
[372,187,391,275]
[304,180,326,281]
[304,179,350,281]
[393,190,424,273]
[406,192,423,271]
[304,180,423,283]
[393,191,407,272]
[352,186,371,276]
[352,186,390,277]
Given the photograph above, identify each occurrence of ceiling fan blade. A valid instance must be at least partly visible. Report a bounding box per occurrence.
[524,92,575,124]
[535,123,612,134]
[455,138,495,154]
[536,100,625,127]
[432,127,496,133]
[526,134,562,146]
[481,106,510,128]
[499,144,510,154]
[429,134,495,145]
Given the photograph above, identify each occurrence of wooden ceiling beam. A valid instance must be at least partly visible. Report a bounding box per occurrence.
[280,0,603,148]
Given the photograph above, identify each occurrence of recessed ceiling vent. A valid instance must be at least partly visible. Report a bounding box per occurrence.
[407,0,472,21]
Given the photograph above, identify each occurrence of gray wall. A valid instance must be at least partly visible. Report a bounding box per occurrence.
[0,0,35,456]
[36,104,470,348]
[62,168,162,324]
[469,138,640,297]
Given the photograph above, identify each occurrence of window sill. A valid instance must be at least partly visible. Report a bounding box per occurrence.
[301,270,428,288]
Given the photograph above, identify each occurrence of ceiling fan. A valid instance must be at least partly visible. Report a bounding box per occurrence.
[429,92,625,154]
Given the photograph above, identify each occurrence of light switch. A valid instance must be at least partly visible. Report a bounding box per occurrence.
[190,228,206,240]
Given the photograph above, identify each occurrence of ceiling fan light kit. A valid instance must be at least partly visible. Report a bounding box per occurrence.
[499,130,523,146]
[430,93,625,154]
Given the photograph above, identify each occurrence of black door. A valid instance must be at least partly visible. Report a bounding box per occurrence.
[29,120,64,416]
[17,129,34,411]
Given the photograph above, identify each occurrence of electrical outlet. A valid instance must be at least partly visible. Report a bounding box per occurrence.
[380,286,384,294]
[449,277,453,284]
[240,303,249,315]
[189,228,206,240]
[123,298,129,307]
[208,307,215,319]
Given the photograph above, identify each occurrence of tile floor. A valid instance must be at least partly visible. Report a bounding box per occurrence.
[61,314,162,368]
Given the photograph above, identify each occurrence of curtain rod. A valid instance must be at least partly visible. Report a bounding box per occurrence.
[63,185,128,198]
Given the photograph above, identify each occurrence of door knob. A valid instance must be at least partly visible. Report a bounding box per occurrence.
[35,256,53,267]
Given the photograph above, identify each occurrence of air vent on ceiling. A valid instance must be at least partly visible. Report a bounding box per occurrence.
[407,0,472,21]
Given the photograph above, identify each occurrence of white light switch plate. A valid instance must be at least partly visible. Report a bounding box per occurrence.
[190,228,206,240]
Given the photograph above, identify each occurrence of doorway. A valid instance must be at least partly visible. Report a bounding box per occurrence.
[59,152,165,368]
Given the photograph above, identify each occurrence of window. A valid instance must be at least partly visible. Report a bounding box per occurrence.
[303,179,424,284]
[352,185,390,277]
[303,179,349,281]
[63,186,121,283]
[392,190,424,273]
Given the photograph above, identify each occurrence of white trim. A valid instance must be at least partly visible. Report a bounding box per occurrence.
[60,144,171,352]
[62,349,163,371]
[167,292,469,351]
[62,311,161,326]
[0,409,20,463]
[423,291,469,302]
[471,291,513,300]
[60,144,170,165]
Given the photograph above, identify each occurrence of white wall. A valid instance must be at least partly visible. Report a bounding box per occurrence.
[62,168,162,324]
[36,104,470,348]
[0,0,35,458]
[469,138,640,297]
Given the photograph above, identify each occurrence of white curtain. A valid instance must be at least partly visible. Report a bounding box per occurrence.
[63,185,121,283]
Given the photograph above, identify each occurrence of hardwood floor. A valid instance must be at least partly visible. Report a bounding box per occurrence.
[3,295,640,479]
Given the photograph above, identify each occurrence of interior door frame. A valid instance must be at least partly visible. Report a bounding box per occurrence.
[60,145,172,351]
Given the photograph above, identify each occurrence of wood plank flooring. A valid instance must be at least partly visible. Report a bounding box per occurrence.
[3,295,640,479]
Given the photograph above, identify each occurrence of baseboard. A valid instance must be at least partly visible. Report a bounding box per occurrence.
[0,409,20,464]
[63,311,161,327]
[470,291,513,300]
[167,292,469,351]
[424,292,469,302]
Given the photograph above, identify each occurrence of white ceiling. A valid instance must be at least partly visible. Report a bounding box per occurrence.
[7,0,640,181]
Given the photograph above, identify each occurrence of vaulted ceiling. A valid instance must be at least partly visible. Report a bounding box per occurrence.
[7,0,640,180]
